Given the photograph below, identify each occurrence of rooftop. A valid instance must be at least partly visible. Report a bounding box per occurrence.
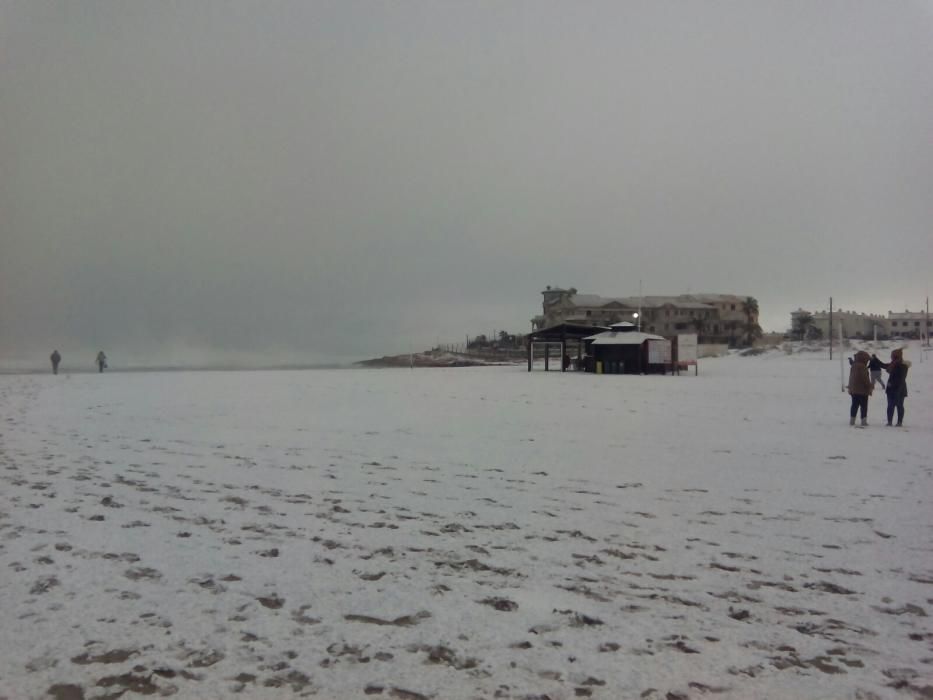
[585,330,666,345]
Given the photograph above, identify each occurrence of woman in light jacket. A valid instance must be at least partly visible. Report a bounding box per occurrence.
[847,351,873,426]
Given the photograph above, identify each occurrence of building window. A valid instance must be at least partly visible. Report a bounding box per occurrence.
[731,304,736,310]
[585,310,591,317]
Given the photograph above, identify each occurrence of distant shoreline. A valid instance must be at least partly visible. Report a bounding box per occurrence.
[0,349,529,375]
[355,349,521,368]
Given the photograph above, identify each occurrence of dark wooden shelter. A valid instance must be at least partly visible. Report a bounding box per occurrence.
[584,324,669,374]
[526,323,608,371]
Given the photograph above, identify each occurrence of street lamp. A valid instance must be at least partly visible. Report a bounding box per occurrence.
[632,312,640,332]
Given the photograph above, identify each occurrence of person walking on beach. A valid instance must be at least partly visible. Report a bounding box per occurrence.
[846,350,872,426]
[50,350,61,375]
[96,350,107,373]
[868,353,886,391]
[882,348,910,427]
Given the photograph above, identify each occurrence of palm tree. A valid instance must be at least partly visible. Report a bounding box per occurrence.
[792,312,814,341]
[742,297,761,347]
[743,320,763,347]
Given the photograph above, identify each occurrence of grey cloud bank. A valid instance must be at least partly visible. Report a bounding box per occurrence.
[2,1,931,367]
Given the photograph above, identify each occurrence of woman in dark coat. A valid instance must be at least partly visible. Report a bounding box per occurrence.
[882,348,910,427]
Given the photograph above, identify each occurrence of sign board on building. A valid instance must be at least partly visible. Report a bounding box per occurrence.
[677,333,698,364]
[647,339,672,364]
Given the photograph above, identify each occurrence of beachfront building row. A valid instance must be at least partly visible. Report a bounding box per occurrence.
[790,308,931,339]
[531,287,757,346]
[888,310,932,338]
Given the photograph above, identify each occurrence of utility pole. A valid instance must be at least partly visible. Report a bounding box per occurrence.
[829,297,833,360]
[920,295,930,348]
[638,279,643,332]
[839,322,845,392]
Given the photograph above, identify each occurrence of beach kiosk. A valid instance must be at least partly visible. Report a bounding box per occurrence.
[584,322,669,374]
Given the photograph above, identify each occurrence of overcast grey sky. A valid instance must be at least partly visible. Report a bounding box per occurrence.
[2,1,931,365]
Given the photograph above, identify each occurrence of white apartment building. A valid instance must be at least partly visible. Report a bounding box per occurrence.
[789,307,930,339]
[790,308,888,339]
[888,310,932,339]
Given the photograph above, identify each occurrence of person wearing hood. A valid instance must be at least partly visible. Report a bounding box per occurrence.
[96,350,107,373]
[882,348,910,427]
[50,350,61,375]
[868,353,886,391]
[846,351,873,426]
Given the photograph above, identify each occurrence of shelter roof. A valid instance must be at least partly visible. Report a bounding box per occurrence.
[530,322,608,341]
[585,330,666,345]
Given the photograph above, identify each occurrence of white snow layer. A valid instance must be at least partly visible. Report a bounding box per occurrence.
[0,345,931,699]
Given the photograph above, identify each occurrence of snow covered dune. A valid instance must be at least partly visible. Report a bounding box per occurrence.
[1,348,930,699]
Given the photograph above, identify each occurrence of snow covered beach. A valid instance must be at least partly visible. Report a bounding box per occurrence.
[1,347,930,699]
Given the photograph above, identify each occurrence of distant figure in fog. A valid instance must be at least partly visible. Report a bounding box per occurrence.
[846,350,872,427]
[563,353,571,371]
[96,351,107,373]
[881,348,910,427]
[868,353,885,391]
[50,350,61,375]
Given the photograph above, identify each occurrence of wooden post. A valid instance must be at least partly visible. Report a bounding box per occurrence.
[560,333,566,373]
[544,343,549,371]
[527,339,533,371]
[839,321,845,392]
